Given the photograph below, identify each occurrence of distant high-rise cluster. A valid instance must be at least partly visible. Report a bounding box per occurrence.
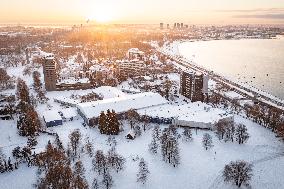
[173,23,188,29]
[160,23,189,30]
[180,71,209,102]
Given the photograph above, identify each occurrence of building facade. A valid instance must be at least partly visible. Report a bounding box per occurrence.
[118,60,145,79]
[180,71,209,102]
[43,57,57,91]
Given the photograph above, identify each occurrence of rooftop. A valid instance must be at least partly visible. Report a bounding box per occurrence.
[77,92,168,119]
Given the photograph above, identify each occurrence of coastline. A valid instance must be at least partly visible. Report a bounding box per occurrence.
[162,38,284,104]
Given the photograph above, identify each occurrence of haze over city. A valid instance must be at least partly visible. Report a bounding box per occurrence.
[1,0,284,25]
[0,1,284,189]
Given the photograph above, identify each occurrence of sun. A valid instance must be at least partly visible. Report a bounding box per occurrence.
[85,2,116,23]
[87,11,113,23]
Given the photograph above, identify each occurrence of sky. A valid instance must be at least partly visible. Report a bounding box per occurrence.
[1,0,284,25]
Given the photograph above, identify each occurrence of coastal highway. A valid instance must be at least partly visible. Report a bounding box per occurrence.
[160,51,284,111]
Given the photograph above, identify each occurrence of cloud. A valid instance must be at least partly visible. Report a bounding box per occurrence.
[215,8,284,13]
[233,14,284,19]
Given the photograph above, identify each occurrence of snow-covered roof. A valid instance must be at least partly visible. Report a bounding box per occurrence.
[57,78,89,85]
[77,92,168,119]
[94,86,127,99]
[60,108,78,119]
[223,91,244,100]
[137,102,232,124]
[53,86,128,106]
[127,48,144,55]
[42,110,62,122]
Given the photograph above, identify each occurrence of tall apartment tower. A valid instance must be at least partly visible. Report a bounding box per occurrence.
[43,57,57,91]
[180,71,194,99]
[167,24,170,29]
[180,71,208,102]
[160,23,164,29]
[192,73,204,102]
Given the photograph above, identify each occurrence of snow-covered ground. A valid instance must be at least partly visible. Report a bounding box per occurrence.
[1,55,284,189]
[1,113,284,189]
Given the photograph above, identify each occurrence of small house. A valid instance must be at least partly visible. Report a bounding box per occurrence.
[126,129,136,140]
[42,110,63,127]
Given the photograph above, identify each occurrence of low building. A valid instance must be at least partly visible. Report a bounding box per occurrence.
[59,108,79,122]
[126,48,145,61]
[77,92,168,126]
[137,102,234,129]
[42,110,63,127]
[117,60,146,79]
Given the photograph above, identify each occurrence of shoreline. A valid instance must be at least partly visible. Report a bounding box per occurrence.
[161,38,284,105]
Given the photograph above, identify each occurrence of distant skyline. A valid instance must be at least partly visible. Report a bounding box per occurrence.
[1,0,284,25]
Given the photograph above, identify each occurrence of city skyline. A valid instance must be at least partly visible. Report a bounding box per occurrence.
[1,0,284,25]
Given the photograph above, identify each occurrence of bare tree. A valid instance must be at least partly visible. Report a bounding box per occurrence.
[137,158,150,184]
[148,126,160,154]
[182,128,192,142]
[69,129,82,159]
[160,127,180,167]
[223,160,253,188]
[101,171,113,189]
[92,178,99,189]
[92,150,108,175]
[72,161,88,189]
[127,109,140,129]
[276,123,284,141]
[202,133,213,150]
[85,140,94,157]
[235,124,250,144]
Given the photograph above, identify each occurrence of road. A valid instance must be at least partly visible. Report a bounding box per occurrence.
[160,51,284,111]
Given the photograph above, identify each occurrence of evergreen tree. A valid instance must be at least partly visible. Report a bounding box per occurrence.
[110,110,120,135]
[0,68,12,90]
[17,105,41,137]
[32,71,42,92]
[137,158,150,184]
[16,78,30,105]
[106,109,112,135]
[35,142,73,189]
[72,161,89,189]
[99,111,107,134]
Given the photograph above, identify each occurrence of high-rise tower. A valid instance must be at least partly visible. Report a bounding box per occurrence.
[43,56,57,91]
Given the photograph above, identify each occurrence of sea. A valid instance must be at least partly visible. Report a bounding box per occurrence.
[178,36,284,100]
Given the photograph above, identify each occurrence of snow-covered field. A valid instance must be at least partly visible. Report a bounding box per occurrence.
[1,112,284,189]
[1,58,284,189]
